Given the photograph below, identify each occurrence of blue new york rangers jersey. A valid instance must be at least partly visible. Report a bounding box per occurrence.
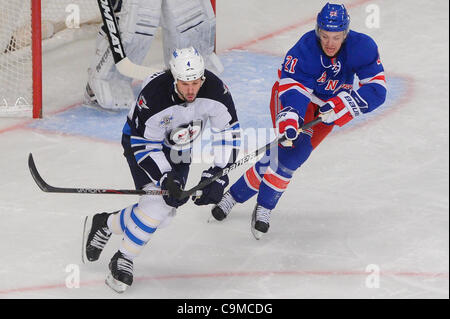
[277,30,387,118]
[122,70,240,185]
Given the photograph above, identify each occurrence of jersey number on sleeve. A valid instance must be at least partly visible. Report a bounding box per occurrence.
[284,55,298,74]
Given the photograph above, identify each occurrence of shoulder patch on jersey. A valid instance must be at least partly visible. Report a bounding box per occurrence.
[137,94,149,110]
[223,83,229,95]
[159,115,173,128]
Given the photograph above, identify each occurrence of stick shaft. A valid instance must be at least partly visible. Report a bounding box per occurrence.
[28,118,322,198]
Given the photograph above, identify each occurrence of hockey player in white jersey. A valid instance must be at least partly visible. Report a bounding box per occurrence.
[85,0,222,110]
[83,47,240,293]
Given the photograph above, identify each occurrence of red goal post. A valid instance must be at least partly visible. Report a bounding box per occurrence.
[0,0,217,119]
[0,0,102,118]
[31,0,42,118]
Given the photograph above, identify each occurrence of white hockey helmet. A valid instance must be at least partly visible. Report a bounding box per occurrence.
[169,47,205,82]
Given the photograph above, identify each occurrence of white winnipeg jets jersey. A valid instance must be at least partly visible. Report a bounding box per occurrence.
[122,70,240,184]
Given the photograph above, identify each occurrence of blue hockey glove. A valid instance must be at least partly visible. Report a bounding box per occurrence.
[193,166,229,206]
[160,171,189,208]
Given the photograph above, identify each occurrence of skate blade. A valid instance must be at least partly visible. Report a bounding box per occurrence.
[105,274,129,293]
[81,216,91,264]
[251,226,263,240]
[207,216,221,223]
[250,210,263,240]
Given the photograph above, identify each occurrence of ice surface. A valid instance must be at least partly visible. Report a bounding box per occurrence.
[0,0,448,299]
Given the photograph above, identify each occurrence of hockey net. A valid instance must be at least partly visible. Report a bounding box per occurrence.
[0,0,217,118]
[0,0,101,118]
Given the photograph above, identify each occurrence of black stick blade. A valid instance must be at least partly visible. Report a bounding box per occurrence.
[28,153,53,192]
[28,153,165,195]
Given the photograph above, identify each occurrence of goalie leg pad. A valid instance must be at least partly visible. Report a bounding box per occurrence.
[161,0,222,73]
[86,31,135,109]
[119,0,162,64]
[86,0,162,109]
[89,0,161,78]
[86,71,135,109]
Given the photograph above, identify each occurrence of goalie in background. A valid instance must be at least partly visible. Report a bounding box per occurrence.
[83,47,240,293]
[85,0,222,110]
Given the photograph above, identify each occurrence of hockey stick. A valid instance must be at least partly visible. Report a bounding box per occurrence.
[96,0,159,80]
[28,118,322,198]
[28,153,167,195]
[175,116,323,199]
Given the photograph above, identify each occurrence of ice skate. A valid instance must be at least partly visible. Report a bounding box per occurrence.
[82,212,112,263]
[210,191,237,222]
[251,204,271,240]
[105,250,134,293]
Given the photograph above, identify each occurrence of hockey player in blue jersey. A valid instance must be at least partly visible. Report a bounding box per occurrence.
[83,47,240,292]
[211,3,387,239]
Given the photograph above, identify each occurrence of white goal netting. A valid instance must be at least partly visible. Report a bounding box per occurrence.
[0,0,101,117]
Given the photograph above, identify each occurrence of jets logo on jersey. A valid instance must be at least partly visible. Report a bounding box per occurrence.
[169,120,203,146]
[137,95,149,110]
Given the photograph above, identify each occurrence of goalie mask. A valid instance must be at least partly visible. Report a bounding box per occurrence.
[169,47,205,82]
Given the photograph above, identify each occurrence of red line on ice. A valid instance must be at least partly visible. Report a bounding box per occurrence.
[226,0,375,51]
[0,0,428,297]
[0,270,447,295]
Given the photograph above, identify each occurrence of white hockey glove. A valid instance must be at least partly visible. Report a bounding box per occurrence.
[276,107,303,147]
[319,91,368,127]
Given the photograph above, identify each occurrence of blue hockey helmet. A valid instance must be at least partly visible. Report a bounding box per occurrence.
[316,3,350,34]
